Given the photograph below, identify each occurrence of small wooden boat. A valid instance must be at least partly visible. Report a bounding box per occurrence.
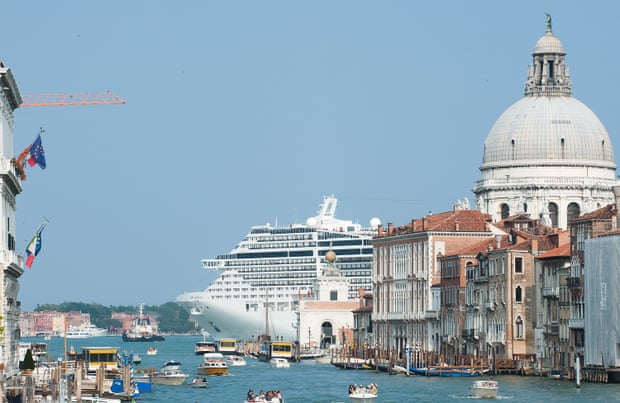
[471,380,499,399]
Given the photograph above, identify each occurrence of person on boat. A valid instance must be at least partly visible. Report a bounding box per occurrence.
[348,384,355,394]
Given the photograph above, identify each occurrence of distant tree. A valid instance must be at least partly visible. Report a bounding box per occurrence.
[32,301,198,334]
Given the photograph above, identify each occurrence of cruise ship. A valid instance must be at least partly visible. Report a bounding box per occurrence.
[176,196,379,341]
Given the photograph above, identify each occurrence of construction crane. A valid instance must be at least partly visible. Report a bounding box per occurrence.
[19,91,126,107]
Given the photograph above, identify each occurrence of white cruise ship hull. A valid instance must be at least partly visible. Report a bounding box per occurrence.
[177,291,298,341]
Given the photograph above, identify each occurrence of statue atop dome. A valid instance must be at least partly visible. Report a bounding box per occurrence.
[545,13,552,33]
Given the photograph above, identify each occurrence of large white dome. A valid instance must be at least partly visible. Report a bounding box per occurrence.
[473,16,619,230]
[482,96,615,168]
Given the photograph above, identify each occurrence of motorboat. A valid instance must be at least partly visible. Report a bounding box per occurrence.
[225,355,247,366]
[146,346,158,355]
[471,380,499,399]
[188,376,209,388]
[150,360,189,385]
[269,358,290,368]
[244,390,283,403]
[348,383,378,402]
[197,352,228,376]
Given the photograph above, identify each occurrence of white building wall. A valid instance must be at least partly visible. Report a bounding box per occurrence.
[584,235,620,367]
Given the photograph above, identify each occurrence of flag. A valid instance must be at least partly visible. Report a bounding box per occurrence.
[25,223,47,269]
[27,134,46,169]
[307,290,311,297]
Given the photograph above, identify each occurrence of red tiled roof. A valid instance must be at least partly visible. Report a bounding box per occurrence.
[571,203,616,222]
[537,243,571,259]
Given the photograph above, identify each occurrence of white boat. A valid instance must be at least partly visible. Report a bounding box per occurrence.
[471,380,499,399]
[65,326,91,339]
[226,355,247,366]
[150,360,189,385]
[146,346,158,356]
[349,383,378,402]
[176,196,379,341]
[269,358,290,368]
[188,376,209,388]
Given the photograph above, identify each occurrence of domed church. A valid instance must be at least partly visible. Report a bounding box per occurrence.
[473,15,618,230]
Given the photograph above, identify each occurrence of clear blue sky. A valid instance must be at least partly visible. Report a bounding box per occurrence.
[4,1,619,310]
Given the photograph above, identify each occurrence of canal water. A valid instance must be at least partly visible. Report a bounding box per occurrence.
[25,335,620,402]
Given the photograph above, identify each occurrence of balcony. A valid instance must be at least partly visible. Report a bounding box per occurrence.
[544,323,559,336]
[542,287,559,298]
[568,318,584,329]
[567,277,581,289]
[485,302,496,311]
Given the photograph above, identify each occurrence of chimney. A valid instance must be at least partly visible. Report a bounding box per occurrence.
[495,235,502,249]
[455,221,460,231]
[377,224,384,237]
[532,238,539,255]
[387,223,393,236]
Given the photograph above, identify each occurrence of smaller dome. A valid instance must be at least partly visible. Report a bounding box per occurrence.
[534,32,564,54]
[325,250,337,263]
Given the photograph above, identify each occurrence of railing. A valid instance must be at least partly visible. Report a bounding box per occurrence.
[566,277,581,289]
[485,302,495,311]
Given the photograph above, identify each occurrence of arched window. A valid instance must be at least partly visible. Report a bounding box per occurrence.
[515,285,522,303]
[548,202,558,227]
[567,202,581,224]
[501,204,510,219]
[515,315,524,339]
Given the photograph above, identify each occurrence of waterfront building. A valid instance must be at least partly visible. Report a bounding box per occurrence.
[351,291,373,358]
[535,242,571,373]
[473,16,618,230]
[583,228,620,381]
[440,237,496,362]
[567,201,616,365]
[0,62,24,378]
[372,206,496,359]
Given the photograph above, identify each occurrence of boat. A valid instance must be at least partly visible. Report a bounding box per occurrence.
[146,346,158,356]
[122,304,165,342]
[269,358,290,368]
[150,360,189,385]
[188,376,209,388]
[131,353,142,365]
[65,326,92,339]
[226,355,247,366]
[176,195,379,340]
[471,380,499,399]
[197,352,228,376]
[65,324,108,338]
[195,331,217,355]
[348,383,378,402]
[218,338,243,355]
[244,389,283,403]
[410,365,487,377]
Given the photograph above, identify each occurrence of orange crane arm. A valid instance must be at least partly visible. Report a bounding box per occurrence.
[20,91,126,107]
